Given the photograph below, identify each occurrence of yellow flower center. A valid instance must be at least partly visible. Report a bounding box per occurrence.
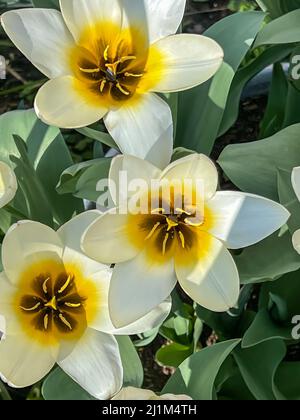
[69,21,164,106]
[14,260,98,347]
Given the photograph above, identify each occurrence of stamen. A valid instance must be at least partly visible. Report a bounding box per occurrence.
[79,67,100,74]
[175,208,192,216]
[45,296,58,311]
[59,313,73,331]
[166,217,179,232]
[42,277,50,294]
[103,45,110,62]
[116,83,130,96]
[151,208,166,215]
[162,233,170,256]
[178,231,185,249]
[145,222,161,240]
[20,302,41,312]
[185,217,203,227]
[100,79,107,93]
[119,55,136,63]
[58,275,72,294]
[124,72,143,78]
[64,302,81,308]
[44,314,49,330]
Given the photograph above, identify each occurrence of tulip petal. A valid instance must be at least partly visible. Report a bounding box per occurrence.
[1,9,74,78]
[0,162,17,208]
[207,192,290,249]
[35,76,108,129]
[109,251,177,328]
[59,0,123,42]
[0,333,55,388]
[2,221,63,285]
[175,233,240,312]
[109,155,161,206]
[143,34,223,93]
[143,0,186,43]
[81,211,141,264]
[59,328,122,400]
[160,154,218,200]
[292,167,300,202]
[292,229,300,255]
[104,93,173,170]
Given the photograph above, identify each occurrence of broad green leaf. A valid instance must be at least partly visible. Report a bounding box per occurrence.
[235,230,300,284]
[274,362,300,400]
[162,339,241,400]
[176,11,266,155]
[220,45,292,137]
[116,336,144,388]
[156,342,193,368]
[57,158,111,202]
[259,269,300,318]
[255,10,300,47]
[233,339,286,400]
[42,367,94,400]
[242,309,292,348]
[218,124,300,201]
[32,0,59,8]
[256,0,300,19]
[76,127,118,151]
[0,109,83,225]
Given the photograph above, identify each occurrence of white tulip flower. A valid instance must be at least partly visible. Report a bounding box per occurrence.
[0,211,171,399]
[1,0,223,169]
[82,154,290,327]
[0,162,17,209]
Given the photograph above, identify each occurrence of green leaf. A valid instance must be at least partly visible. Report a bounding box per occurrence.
[218,123,300,201]
[42,368,94,400]
[256,0,300,19]
[116,336,144,388]
[233,339,286,400]
[162,339,241,400]
[235,230,300,284]
[220,45,292,137]
[274,362,300,400]
[0,109,83,225]
[32,0,59,9]
[156,342,193,368]
[176,11,266,155]
[76,127,118,150]
[242,309,292,348]
[255,10,300,47]
[57,158,111,202]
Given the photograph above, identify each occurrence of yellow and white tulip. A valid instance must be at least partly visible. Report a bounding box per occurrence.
[291,167,300,254]
[112,387,192,400]
[82,154,290,327]
[0,211,171,399]
[0,162,17,208]
[1,0,223,168]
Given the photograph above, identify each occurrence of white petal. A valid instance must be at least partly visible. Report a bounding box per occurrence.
[109,251,177,328]
[1,9,74,79]
[2,221,63,285]
[57,210,102,254]
[292,229,300,255]
[81,211,140,264]
[207,191,290,249]
[101,297,172,335]
[59,328,122,400]
[104,93,173,170]
[60,0,122,42]
[35,76,108,129]
[109,155,161,206]
[0,162,17,208]
[292,167,300,202]
[175,233,240,312]
[0,333,55,388]
[160,154,218,200]
[144,0,186,43]
[113,387,157,400]
[146,34,223,93]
